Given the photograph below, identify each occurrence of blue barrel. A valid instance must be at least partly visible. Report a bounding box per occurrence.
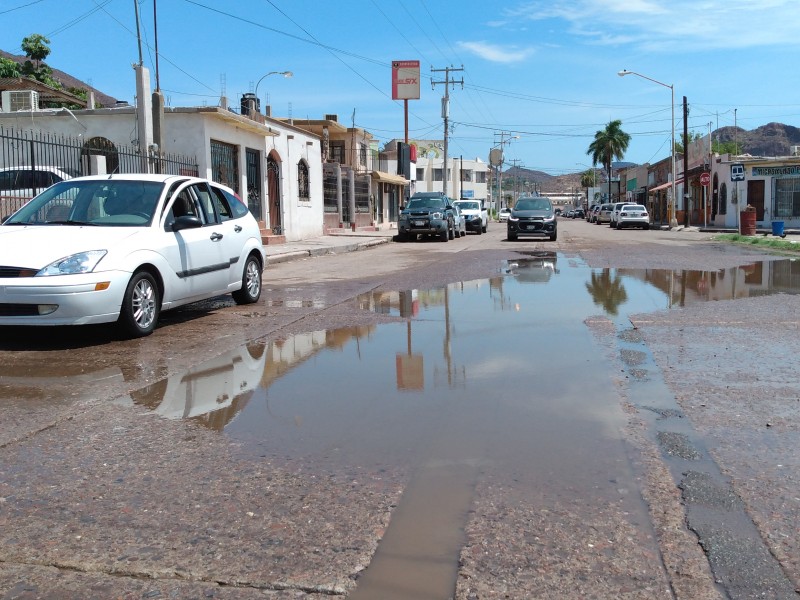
[772,221,785,236]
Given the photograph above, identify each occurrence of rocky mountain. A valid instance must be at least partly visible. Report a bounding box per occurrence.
[714,122,800,157]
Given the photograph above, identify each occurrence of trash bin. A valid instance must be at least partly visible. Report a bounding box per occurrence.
[772,220,785,236]
[739,210,757,235]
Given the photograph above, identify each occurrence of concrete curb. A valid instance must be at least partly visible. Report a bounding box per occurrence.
[265,236,392,265]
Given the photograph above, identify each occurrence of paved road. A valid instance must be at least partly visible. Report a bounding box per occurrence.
[1,219,798,599]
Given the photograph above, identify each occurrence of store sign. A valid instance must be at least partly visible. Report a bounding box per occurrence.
[752,165,800,176]
[392,60,420,100]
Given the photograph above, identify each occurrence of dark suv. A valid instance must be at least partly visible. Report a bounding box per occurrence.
[507,195,557,241]
[398,192,456,242]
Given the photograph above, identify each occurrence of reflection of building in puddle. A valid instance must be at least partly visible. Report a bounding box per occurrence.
[124,326,375,430]
[266,298,326,308]
[620,259,800,307]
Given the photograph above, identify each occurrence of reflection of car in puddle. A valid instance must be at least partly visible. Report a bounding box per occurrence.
[118,341,267,430]
[505,251,559,283]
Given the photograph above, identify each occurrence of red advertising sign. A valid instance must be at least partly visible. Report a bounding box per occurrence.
[392,60,420,100]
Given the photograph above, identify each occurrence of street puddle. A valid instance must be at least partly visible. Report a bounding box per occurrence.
[116,254,800,598]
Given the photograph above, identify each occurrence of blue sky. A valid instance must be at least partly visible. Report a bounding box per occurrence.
[3,0,800,175]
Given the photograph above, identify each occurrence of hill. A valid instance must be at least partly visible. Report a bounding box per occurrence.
[715,122,800,157]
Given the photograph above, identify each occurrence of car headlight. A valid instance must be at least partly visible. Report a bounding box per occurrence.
[508,215,519,222]
[37,250,108,276]
[431,211,443,219]
[543,215,555,223]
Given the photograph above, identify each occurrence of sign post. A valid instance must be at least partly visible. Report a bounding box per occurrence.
[392,60,420,144]
[700,172,710,228]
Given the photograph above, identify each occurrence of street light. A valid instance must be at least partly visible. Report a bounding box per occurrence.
[618,69,677,228]
[254,71,293,115]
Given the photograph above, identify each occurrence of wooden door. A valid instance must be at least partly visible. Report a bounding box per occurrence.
[747,180,765,220]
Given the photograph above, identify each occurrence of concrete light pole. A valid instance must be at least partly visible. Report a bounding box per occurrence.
[618,69,678,228]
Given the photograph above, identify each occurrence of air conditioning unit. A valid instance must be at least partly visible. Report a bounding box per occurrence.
[1,90,39,113]
[790,145,800,157]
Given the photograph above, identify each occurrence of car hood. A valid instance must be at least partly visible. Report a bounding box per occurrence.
[457,208,481,215]
[0,225,142,269]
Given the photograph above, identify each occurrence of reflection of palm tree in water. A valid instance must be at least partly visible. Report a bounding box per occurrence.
[585,269,628,316]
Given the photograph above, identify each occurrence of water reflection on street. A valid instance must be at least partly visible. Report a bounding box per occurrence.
[125,254,800,465]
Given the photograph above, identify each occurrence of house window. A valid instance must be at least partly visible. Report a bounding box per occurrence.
[298,160,310,201]
[416,168,425,181]
[433,168,443,181]
[210,140,239,193]
[719,183,727,215]
[476,171,487,184]
[461,170,473,182]
[774,177,800,218]
[330,141,345,164]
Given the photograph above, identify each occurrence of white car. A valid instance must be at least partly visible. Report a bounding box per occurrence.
[498,207,511,222]
[0,174,265,337]
[454,200,488,234]
[0,166,79,217]
[616,204,650,229]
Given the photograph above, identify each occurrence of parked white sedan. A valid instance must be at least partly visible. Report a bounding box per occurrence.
[0,174,265,337]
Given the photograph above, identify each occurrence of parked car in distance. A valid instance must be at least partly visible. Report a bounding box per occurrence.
[572,208,585,219]
[507,195,557,241]
[0,174,265,337]
[454,199,487,234]
[616,204,650,229]
[588,204,601,223]
[609,202,626,227]
[595,203,614,225]
[498,207,511,222]
[398,191,455,242]
[451,203,467,237]
[0,165,80,217]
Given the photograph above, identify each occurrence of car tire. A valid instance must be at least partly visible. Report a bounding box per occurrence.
[482,223,488,233]
[507,233,517,241]
[550,230,558,241]
[118,271,160,338]
[440,227,449,242]
[232,254,263,304]
[476,226,482,235]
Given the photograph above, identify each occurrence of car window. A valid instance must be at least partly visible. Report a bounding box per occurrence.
[516,198,551,211]
[215,186,249,220]
[190,183,219,224]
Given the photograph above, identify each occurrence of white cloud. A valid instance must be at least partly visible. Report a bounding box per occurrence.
[507,0,800,52]
[457,41,534,63]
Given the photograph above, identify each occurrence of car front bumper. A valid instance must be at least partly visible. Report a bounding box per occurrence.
[0,270,129,326]
[507,219,556,237]
[399,218,449,235]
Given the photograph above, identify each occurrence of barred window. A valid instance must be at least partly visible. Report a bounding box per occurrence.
[774,177,800,218]
[330,142,345,164]
[359,143,367,167]
[298,160,310,201]
[476,171,487,183]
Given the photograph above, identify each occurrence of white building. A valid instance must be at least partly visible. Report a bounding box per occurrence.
[0,101,323,243]
[413,155,489,203]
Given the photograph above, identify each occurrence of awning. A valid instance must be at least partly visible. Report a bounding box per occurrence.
[371,171,409,185]
[648,179,683,193]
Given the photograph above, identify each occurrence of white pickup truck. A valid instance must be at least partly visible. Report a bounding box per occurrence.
[454,199,488,234]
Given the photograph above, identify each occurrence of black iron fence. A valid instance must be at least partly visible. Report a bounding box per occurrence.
[0,126,198,215]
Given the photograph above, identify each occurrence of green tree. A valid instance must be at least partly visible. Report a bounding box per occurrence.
[712,139,742,155]
[21,34,51,68]
[674,131,703,154]
[587,120,630,202]
[0,57,21,78]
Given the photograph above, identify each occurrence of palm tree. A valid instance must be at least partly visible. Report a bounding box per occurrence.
[587,120,631,203]
[579,168,597,205]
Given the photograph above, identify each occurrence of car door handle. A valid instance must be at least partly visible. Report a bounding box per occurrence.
[210,232,223,241]
[234,225,242,232]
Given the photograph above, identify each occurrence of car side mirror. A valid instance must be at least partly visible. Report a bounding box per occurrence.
[171,215,203,231]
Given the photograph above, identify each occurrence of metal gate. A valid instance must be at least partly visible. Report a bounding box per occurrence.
[245,148,262,219]
[211,140,239,193]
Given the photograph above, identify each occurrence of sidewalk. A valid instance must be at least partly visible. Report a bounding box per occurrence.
[264,229,396,264]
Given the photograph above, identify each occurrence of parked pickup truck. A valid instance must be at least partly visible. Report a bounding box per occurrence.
[453,199,488,234]
[398,192,456,242]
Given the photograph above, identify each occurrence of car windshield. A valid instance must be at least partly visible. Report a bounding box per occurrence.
[407,197,445,209]
[4,179,164,227]
[515,198,551,211]
[456,202,480,211]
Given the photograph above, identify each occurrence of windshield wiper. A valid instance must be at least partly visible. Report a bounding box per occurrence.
[47,220,97,226]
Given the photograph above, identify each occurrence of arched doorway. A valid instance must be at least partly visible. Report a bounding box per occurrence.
[266,154,282,234]
[82,137,119,174]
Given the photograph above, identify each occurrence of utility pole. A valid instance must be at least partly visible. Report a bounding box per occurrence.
[683,96,689,227]
[431,65,463,197]
[509,158,523,203]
